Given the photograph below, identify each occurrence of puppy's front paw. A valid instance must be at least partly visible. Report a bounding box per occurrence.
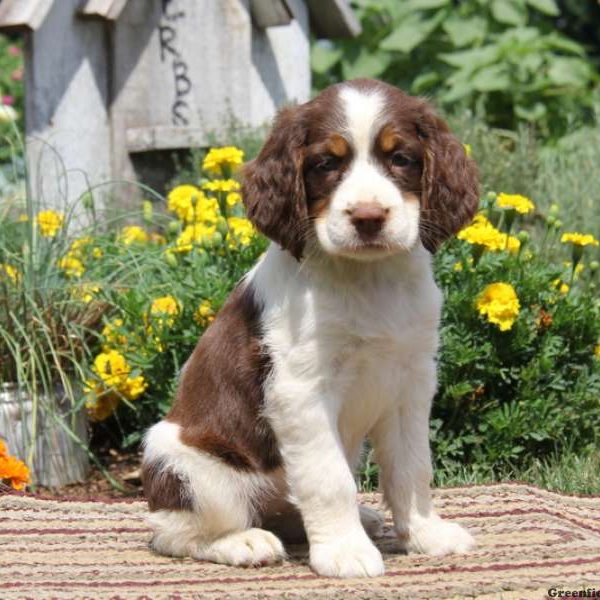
[407,516,475,556]
[310,532,384,578]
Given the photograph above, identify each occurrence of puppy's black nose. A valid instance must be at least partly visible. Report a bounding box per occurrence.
[350,203,387,238]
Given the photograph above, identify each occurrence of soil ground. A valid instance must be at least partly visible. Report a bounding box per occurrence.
[36,449,144,500]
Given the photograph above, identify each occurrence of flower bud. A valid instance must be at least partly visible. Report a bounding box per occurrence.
[82,192,95,211]
[143,200,153,223]
[553,219,563,230]
[546,216,556,227]
[168,220,180,234]
[216,217,229,236]
[589,261,599,273]
[164,250,178,267]
[549,203,560,216]
[517,231,530,244]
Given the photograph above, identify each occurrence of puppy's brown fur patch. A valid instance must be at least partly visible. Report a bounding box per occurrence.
[167,282,281,473]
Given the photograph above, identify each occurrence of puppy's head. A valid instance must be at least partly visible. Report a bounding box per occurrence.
[242,79,479,261]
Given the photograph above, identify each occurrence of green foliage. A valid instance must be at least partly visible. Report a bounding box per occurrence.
[312,0,600,139]
[431,196,600,477]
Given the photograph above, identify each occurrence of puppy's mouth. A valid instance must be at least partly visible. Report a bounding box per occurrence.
[333,239,410,261]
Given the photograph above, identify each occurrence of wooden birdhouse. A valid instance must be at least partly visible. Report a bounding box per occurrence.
[0,0,359,212]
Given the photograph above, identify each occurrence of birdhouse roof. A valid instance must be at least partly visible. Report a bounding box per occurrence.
[0,0,360,37]
[0,0,53,31]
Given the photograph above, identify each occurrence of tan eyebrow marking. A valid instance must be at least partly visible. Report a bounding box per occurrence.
[378,125,400,153]
[327,134,349,157]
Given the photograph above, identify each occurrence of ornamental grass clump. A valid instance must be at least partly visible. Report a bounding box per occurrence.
[432,189,600,477]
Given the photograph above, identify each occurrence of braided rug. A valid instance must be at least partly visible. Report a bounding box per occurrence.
[1,483,599,599]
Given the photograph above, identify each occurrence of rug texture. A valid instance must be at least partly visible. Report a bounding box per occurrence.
[1,483,599,599]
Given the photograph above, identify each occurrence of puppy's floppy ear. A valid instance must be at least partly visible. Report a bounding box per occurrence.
[417,105,479,253]
[242,105,307,261]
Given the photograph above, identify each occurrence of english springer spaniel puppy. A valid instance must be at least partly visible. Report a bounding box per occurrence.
[142,78,479,578]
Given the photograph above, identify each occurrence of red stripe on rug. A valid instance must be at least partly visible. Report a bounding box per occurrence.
[2,555,600,588]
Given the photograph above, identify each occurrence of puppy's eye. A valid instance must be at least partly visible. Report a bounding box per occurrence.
[315,156,341,173]
[390,152,412,167]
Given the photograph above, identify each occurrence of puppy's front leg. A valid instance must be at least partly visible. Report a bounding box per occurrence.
[370,373,475,556]
[270,394,384,578]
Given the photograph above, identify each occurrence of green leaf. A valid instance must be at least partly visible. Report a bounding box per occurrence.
[311,43,343,75]
[341,47,392,80]
[471,65,511,91]
[526,0,559,16]
[411,71,441,93]
[515,102,547,121]
[547,57,592,87]
[439,80,473,103]
[442,16,487,47]
[439,45,500,70]
[380,10,444,54]
[545,33,586,57]
[491,0,527,25]
[406,0,449,9]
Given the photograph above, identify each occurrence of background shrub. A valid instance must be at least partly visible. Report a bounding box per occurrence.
[312,0,600,139]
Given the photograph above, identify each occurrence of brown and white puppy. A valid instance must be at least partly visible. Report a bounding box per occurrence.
[141,78,479,578]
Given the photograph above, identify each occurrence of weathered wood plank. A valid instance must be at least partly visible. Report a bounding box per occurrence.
[306,0,361,38]
[126,126,210,153]
[250,0,292,29]
[78,0,130,21]
[0,0,53,31]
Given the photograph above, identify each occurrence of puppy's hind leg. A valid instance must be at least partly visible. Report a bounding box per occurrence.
[142,421,285,566]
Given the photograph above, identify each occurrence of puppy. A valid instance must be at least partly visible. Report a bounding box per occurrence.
[141,78,479,578]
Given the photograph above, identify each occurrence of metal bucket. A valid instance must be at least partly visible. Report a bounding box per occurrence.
[0,382,89,487]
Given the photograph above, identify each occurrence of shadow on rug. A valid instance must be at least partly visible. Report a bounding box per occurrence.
[1,483,599,599]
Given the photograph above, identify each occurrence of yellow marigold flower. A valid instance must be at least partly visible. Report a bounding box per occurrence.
[119,225,149,245]
[476,282,520,332]
[168,185,203,221]
[194,299,215,327]
[101,318,128,350]
[227,216,255,247]
[561,232,599,247]
[71,283,101,303]
[595,344,600,359]
[174,223,217,253]
[202,178,241,193]
[0,448,31,490]
[93,350,130,387]
[463,143,472,157]
[226,192,242,207]
[0,263,19,284]
[150,295,180,328]
[151,295,180,316]
[58,255,85,278]
[120,375,147,400]
[552,279,570,295]
[167,185,220,223]
[85,383,120,422]
[457,214,521,253]
[496,193,535,215]
[36,210,64,238]
[69,236,93,255]
[202,146,244,175]
[92,247,103,258]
